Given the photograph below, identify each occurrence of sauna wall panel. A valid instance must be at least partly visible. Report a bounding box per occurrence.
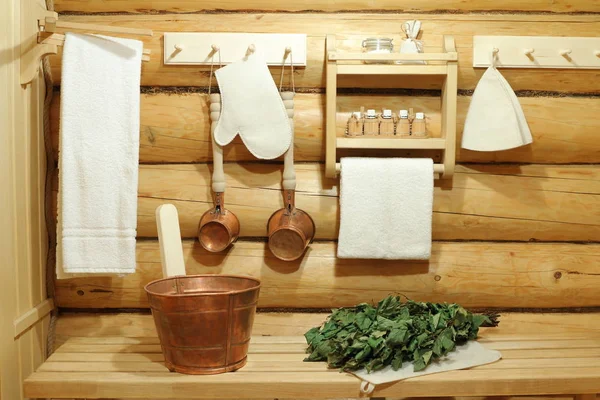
[50,163,600,241]
[1,0,51,397]
[48,14,600,92]
[52,0,600,13]
[50,93,600,164]
[55,241,600,309]
[49,4,600,313]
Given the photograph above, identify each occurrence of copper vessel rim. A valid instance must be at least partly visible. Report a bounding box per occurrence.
[144,274,261,298]
[267,206,315,225]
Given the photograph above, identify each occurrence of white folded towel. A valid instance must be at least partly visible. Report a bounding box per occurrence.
[57,33,142,276]
[214,56,291,160]
[337,158,433,260]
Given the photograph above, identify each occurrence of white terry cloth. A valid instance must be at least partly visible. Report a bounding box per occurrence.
[57,33,142,276]
[353,341,502,395]
[337,158,433,260]
[461,65,533,151]
[214,56,291,160]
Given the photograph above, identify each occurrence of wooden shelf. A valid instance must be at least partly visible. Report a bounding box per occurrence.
[337,137,446,150]
[337,64,448,75]
[325,35,458,179]
[328,52,458,62]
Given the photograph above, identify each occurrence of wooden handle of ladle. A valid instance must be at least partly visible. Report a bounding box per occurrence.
[209,94,226,194]
[156,204,187,278]
[281,92,296,191]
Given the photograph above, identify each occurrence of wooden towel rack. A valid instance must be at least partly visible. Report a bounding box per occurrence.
[325,35,458,180]
[21,0,153,85]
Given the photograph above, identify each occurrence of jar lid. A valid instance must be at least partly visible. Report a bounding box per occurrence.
[400,110,409,118]
[366,109,377,118]
[352,111,361,118]
[416,112,425,119]
[362,37,394,47]
[382,109,392,118]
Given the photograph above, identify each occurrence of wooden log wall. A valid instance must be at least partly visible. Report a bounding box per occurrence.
[50,1,600,311]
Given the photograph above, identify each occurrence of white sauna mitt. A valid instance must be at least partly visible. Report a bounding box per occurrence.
[461,66,532,151]
[214,56,291,160]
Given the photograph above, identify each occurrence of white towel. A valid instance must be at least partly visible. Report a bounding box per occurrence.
[214,56,291,160]
[337,158,433,260]
[353,341,501,395]
[57,33,142,276]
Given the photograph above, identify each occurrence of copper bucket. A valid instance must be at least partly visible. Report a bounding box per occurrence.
[145,274,261,375]
[267,102,315,261]
[198,93,240,252]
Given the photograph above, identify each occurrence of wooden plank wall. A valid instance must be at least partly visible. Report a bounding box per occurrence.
[1,0,51,398]
[50,1,600,311]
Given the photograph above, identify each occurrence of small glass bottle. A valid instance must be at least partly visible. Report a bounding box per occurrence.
[379,109,395,135]
[412,112,428,138]
[363,109,379,135]
[347,111,364,136]
[397,109,410,137]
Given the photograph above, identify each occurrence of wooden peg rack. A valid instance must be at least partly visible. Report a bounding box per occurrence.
[473,36,600,69]
[325,35,458,179]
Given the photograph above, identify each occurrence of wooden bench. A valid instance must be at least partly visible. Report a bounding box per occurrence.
[24,312,600,399]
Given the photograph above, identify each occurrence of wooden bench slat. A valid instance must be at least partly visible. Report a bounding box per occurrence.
[38,357,600,373]
[60,335,600,345]
[24,368,600,398]
[55,338,600,355]
[45,347,600,364]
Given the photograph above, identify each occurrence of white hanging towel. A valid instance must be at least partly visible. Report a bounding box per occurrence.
[214,56,292,160]
[337,158,433,260]
[461,58,533,151]
[353,341,502,395]
[57,33,142,276]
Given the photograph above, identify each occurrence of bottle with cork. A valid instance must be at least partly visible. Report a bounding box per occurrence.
[412,112,428,138]
[379,109,395,135]
[397,109,411,137]
[347,111,364,136]
[363,109,379,135]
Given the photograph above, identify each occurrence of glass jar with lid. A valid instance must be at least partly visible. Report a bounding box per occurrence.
[361,37,394,64]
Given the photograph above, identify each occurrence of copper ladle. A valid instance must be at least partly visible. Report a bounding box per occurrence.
[267,92,315,261]
[198,94,240,252]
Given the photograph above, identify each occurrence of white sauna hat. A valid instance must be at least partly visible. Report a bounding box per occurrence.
[461,51,532,151]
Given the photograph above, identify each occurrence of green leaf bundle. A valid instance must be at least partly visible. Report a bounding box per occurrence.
[304,296,498,373]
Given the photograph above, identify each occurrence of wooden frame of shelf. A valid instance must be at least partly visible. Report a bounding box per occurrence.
[325,35,458,179]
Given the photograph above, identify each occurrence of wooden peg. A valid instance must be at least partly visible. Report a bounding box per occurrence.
[174,44,183,51]
[523,48,534,56]
[284,46,292,59]
[594,50,600,57]
[560,49,572,57]
[44,16,57,32]
[247,44,256,56]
